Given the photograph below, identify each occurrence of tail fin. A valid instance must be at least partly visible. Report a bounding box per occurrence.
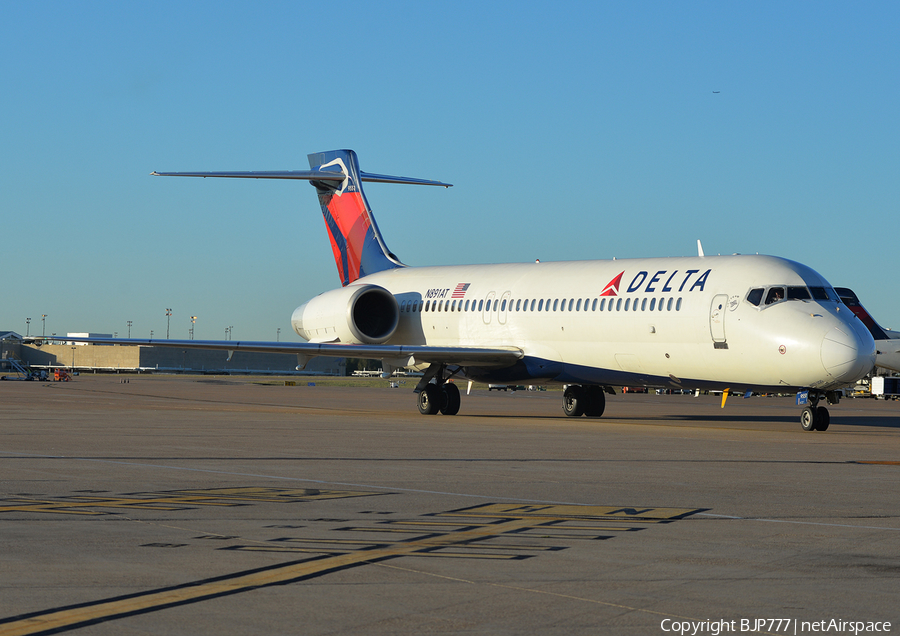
[151,149,451,287]
[307,150,401,286]
[835,287,891,340]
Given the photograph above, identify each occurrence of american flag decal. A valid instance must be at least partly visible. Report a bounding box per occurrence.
[452,283,470,298]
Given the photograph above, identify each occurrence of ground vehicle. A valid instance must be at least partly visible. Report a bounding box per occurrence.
[870,376,900,400]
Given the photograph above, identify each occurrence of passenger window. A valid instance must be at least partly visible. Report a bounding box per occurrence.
[464,299,470,311]
[576,299,582,311]
[451,300,456,312]
[746,288,764,306]
[478,299,483,312]
[516,299,521,311]
[765,287,785,305]
[553,299,559,311]
[624,298,630,311]
[560,298,566,312]
[649,298,656,311]
[501,299,507,312]
[667,298,673,311]
[424,300,430,312]
[676,298,682,311]
[641,298,647,311]
[592,298,597,311]
[787,286,811,301]
[538,299,544,311]
[568,299,574,311]
[530,299,536,311]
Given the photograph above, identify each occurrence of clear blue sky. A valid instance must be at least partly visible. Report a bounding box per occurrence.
[2,2,898,341]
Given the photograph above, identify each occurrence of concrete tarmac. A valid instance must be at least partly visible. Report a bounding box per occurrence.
[1,375,898,635]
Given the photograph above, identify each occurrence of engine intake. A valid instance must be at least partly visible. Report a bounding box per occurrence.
[292,284,399,344]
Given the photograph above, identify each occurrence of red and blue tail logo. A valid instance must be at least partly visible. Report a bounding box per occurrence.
[308,150,403,286]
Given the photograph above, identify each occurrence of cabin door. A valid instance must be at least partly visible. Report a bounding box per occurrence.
[709,294,728,345]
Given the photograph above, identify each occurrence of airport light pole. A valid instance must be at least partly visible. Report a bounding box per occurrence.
[26,318,31,337]
[166,308,172,339]
[277,327,280,342]
[41,314,47,338]
[150,330,154,339]
[127,320,132,338]
[190,316,197,340]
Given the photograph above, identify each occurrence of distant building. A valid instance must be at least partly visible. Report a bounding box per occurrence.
[17,342,345,376]
[0,332,23,372]
[66,333,113,345]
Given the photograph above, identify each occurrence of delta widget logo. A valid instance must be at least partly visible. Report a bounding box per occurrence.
[600,271,624,297]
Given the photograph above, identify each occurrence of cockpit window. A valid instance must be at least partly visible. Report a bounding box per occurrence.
[746,288,764,306]
[809,287,829,301]
[765,287,785,305]
[787,286,811,301]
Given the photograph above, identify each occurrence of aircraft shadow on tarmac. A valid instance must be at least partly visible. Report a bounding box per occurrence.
[470,412,900,428]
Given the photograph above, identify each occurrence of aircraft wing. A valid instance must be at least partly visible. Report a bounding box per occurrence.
[24,336,522,368]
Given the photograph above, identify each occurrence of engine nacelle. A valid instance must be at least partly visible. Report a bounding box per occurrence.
[291,284,399,344]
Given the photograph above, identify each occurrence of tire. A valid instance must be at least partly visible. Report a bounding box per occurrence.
[563,385,586,417]
[815,406,830,431]
[440,383,461,415]
[583,385,606,417]
[800,406,817,431]
[418,384,440,415]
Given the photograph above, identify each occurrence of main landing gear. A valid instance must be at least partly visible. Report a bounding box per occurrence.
[562,385,606,417]
[799,391,836,432]
[417,381,460,415]
[416,364,461,416]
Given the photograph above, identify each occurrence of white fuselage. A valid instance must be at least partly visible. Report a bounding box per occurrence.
[293,254,876,392]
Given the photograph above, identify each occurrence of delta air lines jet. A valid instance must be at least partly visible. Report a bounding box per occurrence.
[39,150,876,431]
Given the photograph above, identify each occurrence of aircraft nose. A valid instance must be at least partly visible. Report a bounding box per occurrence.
[821,325,875,383]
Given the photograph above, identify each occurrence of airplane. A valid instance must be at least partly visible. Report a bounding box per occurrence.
[834,287,900,373]
[29,149,877,431]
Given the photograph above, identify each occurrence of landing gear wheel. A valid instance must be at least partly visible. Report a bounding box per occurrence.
[815,406,830,431]
[583,385,606,417]
[440,383,461,415]
[563,385,586,417]
[800,406,817,431]
[418,384,440,415]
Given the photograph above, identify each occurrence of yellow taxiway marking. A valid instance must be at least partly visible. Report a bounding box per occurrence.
[435,503,699,522]
[0,487,384,515]
[0,517,539,636]
[0,498,705,635]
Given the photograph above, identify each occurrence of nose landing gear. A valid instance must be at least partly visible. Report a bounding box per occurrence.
[799,391,835,431]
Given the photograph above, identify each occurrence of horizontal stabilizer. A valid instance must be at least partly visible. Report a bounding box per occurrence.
[151,170,451,187]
